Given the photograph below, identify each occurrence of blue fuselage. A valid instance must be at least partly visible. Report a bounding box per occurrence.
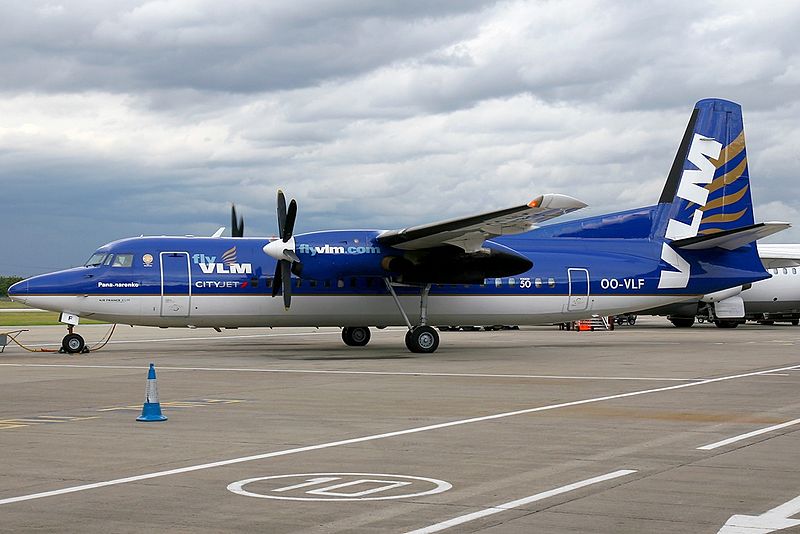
[9,213,769,328]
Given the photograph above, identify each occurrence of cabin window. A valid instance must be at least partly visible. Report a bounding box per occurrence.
[85,253,107,267]
[324,280,331,288]
[266,278,273,288]
[112,254,133,268]
[250,277,258,288]
[365,278,374,288]
[309,280,317,288]
[508,277,516,287]
[793,268,798,275]
[548,277,556,288]
[350,277,357,288]
[495,278,502,288]
[296,278,302,288]
[534,277,542,288]
[783,268,789,275]
[337,279,344,288]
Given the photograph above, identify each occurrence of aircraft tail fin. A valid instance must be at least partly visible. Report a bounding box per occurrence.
[652,99,794,290]
[656,98,757,241]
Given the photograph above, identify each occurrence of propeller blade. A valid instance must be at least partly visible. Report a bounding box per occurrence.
[231,204,244,238]
[284,249,300,263]
[271,261,282,298]
[283,199,297,241]
[281,260,292,309]
[277,190,287,240]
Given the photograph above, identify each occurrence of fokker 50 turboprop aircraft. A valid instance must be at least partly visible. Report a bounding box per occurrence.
[8,98,789,353]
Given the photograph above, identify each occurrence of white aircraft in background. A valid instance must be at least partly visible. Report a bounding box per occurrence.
[645,244,800,327]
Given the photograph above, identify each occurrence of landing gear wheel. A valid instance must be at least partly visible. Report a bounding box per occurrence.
[342,326,371,347]
[792,320,799,326]
[714,320,739,329]
[405,326,439,354]
[668,316,695,328]
[62,333,85,354]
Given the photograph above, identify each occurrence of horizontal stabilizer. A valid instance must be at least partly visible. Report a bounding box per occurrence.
[378,193,586,252]
[671,222,790,251]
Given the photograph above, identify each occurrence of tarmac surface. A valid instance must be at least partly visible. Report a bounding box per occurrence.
[1,318,800,533]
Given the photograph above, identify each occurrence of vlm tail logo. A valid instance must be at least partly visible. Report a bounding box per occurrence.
[296,243,382,256]
[193,246,253,274]
[658,134,722,289]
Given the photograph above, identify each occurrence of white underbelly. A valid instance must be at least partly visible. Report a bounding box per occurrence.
[28,293,695,328]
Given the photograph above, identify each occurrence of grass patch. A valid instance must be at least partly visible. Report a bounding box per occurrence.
[0,299,30,309]
[0,313,107,327]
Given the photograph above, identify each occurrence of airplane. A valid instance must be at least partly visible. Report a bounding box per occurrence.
[643,244,800,327]
[7,98,790,354]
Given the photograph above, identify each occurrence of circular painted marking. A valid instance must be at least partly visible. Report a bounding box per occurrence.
[227,472,452,502]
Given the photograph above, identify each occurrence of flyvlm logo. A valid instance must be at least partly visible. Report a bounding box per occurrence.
[659,133,722,289]
[193,246,252,274]
[296,244,382,256]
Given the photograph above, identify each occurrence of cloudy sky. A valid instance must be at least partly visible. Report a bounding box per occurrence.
[2,0,799,276]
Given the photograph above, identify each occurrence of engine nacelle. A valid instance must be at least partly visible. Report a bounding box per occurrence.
[292,231,532,284]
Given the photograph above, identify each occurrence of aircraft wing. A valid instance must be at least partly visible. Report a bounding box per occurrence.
[377,194,587,252]
[758,242,800,268]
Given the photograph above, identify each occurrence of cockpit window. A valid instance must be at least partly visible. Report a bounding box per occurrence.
[112,254,133,268]
[85,253,108,267]
[104,255,115,266]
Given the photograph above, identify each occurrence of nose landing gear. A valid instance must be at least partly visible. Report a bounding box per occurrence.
[60,325,88,354]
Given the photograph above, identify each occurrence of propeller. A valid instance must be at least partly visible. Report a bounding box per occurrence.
[263,190,301,309]
[231,204,244,238]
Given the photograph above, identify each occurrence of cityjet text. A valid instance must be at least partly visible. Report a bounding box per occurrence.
[195,281,241,288]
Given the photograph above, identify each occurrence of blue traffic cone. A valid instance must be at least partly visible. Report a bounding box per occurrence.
[137,363,167,422]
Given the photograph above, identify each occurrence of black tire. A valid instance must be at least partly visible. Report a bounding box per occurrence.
[627,316,636,326]
[341,326,370,347]
[669,317,695,328]
[62,333,85,354]
[792,320,799,326]
[714,320,739,329]
[405,326,439,353]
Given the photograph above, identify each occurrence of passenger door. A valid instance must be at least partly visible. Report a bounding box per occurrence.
[160,252,191,317]
[567,268,590,312]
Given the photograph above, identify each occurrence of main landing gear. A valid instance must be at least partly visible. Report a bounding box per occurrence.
[340,281,441,353]
[60,325,87,354]
[385,280,440,353]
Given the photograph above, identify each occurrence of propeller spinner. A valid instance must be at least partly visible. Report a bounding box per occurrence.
[263,190,301,309]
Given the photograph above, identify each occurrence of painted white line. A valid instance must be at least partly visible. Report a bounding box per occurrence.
[404,469,637,534]
[1,363,797,507]
[718,493,800,533]
[697,418,800,451]
[0,363,701,382]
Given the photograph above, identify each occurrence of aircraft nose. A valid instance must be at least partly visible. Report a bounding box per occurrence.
[7,279,28,304]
